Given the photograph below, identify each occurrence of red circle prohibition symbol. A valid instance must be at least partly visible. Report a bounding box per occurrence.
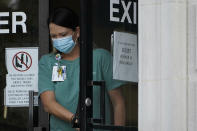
[12,51,32,72]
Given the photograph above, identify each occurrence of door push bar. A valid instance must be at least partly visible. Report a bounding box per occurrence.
[88,81,106,125]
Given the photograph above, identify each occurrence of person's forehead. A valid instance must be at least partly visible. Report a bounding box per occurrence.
[49,23,72,34]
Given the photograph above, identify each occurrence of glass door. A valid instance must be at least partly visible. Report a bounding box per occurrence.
[0,0,39,130]
[79,0,138,130]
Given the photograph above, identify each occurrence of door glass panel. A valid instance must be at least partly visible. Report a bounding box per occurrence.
[92,0,138,129]
[0,0,38,130]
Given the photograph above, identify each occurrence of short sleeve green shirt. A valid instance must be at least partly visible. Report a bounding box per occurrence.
[38,49,125,131]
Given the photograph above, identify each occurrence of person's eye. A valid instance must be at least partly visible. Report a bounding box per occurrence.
[51,36,57,39]
[61,33,67,37]
[51,35,57,39]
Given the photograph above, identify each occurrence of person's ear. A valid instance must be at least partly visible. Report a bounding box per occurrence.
[76,26,80,38]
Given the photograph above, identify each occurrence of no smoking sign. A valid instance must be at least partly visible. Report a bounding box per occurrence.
[5,47,38,107]
[12,51,32,72]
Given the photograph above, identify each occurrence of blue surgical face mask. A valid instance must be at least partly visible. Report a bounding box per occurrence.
[52,35,76,54]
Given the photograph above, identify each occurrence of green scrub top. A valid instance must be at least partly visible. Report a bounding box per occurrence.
[38,49,125,131]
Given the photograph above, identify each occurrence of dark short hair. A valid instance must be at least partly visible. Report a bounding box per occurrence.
[49,7,79,30]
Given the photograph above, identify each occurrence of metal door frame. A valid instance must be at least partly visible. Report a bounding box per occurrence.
[38,0,50,130]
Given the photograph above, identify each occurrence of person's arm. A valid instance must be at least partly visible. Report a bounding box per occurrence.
[98,49,126,125]
[40,91,74,123]
[109,87,126,126]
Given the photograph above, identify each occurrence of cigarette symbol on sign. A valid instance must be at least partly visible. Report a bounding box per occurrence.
[12,51,32,72]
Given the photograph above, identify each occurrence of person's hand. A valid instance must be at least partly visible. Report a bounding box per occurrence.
[75,118,80,131]
[71,114,80,131]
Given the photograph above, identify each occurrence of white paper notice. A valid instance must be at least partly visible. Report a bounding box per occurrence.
[113,31,138,82]
[5,47,38,107]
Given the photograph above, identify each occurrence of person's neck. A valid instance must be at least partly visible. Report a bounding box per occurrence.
[61,44,80,61]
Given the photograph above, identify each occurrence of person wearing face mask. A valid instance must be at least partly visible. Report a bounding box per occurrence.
[38,7,126,131]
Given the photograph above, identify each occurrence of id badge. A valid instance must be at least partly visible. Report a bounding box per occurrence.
[52,66,66,81]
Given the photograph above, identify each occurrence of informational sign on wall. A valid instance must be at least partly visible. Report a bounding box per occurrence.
[112,31,138,82]
[5,47,38,107]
